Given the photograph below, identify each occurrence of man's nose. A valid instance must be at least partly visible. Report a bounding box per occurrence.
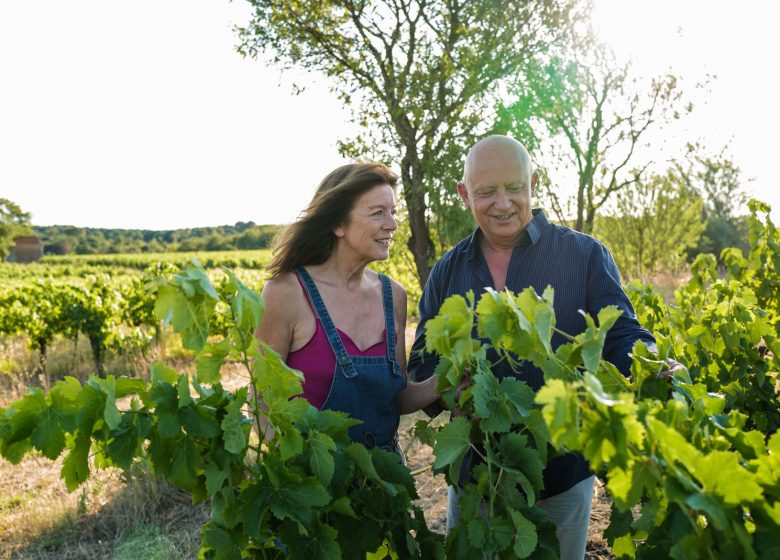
[495,189,511,208]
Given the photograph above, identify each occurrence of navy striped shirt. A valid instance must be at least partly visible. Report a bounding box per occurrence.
[408,209,654,498]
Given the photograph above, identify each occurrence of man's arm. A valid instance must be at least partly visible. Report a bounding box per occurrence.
[586,242,655,376]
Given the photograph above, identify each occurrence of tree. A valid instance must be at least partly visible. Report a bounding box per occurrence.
[675,146,749,260]
[594,170,705,280]
[499,44,693,234]
[237,0,584,286]
[0,198,32,259]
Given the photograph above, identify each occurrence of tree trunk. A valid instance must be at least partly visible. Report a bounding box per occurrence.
[90,336,105,377]
[72,333,79,371]
[38,340,49,391]
[575,179,586,232]
[400,149,435,288]
[583,205,596,235]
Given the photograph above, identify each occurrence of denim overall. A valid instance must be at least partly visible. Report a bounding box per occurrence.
[295,267,405,452]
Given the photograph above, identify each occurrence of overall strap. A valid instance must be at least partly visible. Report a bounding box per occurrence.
[294,267,358,379]
[378,274,398,368]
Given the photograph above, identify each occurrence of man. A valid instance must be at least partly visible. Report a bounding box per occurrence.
[408,135,657,559]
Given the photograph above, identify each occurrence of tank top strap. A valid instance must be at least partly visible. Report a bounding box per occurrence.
[378,273,398,370]
[292,272,317,316]
[293,267,358,379]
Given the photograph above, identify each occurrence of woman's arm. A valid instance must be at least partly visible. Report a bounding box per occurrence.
[251,275,303,439]
[398,375,440,415]
[388,278,441,414]
[255,275,300,362]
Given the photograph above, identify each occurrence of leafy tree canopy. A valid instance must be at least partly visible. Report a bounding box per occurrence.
[498,42,695,234]
[0,198,32,259]
[594,170,706,280]
[31,223,284,255]
[238,0,586,286]
[675,145,749,260]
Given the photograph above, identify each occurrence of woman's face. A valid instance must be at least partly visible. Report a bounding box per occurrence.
[334,183,398,262]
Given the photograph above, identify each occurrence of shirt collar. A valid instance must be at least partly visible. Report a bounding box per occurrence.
[525,208,549,244]
[462,208,550,259]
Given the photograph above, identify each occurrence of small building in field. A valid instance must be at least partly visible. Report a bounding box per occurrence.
[8,236,44,263]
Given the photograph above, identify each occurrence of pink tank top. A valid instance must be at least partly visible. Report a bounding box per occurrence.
[287,275,386,409]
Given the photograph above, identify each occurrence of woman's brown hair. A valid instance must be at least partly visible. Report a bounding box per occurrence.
[266,162,398,278]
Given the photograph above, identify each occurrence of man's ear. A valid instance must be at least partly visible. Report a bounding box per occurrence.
[457,181,470,208]
[530,171,539,196]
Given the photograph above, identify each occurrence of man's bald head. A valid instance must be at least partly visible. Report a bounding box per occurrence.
[463,135,534,187]
[456,135,538,245]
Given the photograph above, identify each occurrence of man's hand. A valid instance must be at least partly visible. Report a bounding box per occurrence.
[658,358,685,382]
[658,358,686,399]
[450,366,474,418]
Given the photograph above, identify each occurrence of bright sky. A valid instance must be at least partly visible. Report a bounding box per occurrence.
[1,0,778,229]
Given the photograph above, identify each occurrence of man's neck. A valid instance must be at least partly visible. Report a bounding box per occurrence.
[478,235,514,291]
[478,234,517,256]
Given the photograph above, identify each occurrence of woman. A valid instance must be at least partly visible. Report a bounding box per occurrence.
[256,162,439,453]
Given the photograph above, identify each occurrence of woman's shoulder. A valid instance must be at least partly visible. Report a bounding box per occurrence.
[373,271,407,310]
[262,271,304,303]
[370,269,406,293]
[388,276,407,299]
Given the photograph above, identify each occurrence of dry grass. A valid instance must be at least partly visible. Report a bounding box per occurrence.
[0,456,207,560]
[0,328,195,406]
[0,332,209,560]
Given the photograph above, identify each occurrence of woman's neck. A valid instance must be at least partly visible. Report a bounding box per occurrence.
[305,255,370,289]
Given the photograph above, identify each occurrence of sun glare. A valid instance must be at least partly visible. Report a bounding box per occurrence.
[592,0,694,72]
[592,0,780,219]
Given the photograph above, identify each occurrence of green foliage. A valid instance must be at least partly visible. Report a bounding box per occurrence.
[32,223,282,255]
[675,145,750,262]
[426,277,780,559]
[40,249,272,270]
[238,0,585,286]
[0,263,443,559]
[594,170,706,280]
[4,200,780,558]
[0,274,156,379]
[0,256,271,382]
[500,44,693,234]
[0,198,32,259]
[625,199,780,435]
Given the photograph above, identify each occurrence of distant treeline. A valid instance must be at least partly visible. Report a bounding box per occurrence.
[32,222,285,255]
